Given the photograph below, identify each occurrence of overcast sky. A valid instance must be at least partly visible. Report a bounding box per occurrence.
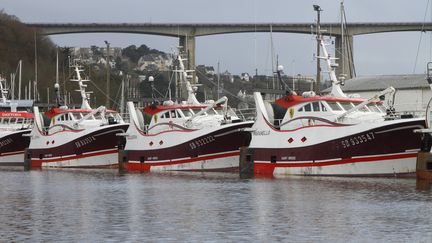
[2,0,432,76]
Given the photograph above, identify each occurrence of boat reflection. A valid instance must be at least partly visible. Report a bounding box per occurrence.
[416,179,432,190]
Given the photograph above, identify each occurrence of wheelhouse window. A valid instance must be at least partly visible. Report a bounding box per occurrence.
[86,114,96,120]
[352,102,370,112]
[326,101,343,111]
[377,104,387,113]
[214,108,224,115]
[312,102,321,111]
[93,113,103,120]
[57,113,73,121]
[192,108,204,115]
[320,102,327,111]
[338,102,353,111]
[304,103,312,112]
[170,110,177,118]
[227,108,237,117]
[181,109,193,118]
[161,111,170,119]
[367,104,380,112]
[106,112,121,121]
[360,106,370,112]
[207,109,217,115]
[72,113,82,120]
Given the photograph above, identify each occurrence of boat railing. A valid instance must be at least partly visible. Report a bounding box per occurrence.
[235,108,256,121]
[384,109,424,120]
[37,123,78,135]
[143,124,149,132]
[272,118,284,127]
[119,112,130,123]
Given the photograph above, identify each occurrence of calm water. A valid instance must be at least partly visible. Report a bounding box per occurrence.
[0,167,432,242]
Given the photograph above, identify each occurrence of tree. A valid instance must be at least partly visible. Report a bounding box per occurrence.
[122,45,140,63]
[90,45,102,57]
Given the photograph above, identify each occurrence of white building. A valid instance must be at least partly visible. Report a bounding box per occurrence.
[97,57,116,69]
[326,74,431,114]
[136,54,172,71]
[241,73,250,82]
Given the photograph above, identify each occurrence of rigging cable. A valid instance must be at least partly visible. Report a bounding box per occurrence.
[194,68,255,107]
[413,0,430,73]
[342,5,355,77]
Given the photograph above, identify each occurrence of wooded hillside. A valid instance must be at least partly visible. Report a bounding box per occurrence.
[0,10,57,101]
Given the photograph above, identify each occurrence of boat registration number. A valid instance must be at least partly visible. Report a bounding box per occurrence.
[189,135,215,150]
[341,132,375,148]
[0,138,13,148]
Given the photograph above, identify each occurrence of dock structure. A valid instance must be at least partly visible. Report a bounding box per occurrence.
[417,151,432,180]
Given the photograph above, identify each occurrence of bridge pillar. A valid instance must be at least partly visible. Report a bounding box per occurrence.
[179,35,196,78]
[335,34,355,80]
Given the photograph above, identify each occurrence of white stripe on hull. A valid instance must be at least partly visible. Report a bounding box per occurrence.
[127,154,239,172]
[41,153,118,168]
[272,157,416,176]
[150,156,238,171]
[0,152,24,165]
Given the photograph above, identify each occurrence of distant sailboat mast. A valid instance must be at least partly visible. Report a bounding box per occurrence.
[217,61,220,99]
[314,4,322,94]
[11,60,22,101]
[340,0,345,79]
[34,31,38,101]
[120,78,125,115]
[270,24,275,90]
[18,60,22,100]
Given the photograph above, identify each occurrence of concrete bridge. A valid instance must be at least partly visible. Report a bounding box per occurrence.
[27,22,432,79]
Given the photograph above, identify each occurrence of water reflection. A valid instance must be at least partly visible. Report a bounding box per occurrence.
[0,167,431,242]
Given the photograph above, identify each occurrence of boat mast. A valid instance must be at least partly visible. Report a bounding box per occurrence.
[270,24,275,90]
[177,53,200,105]
[70,62,92,109]
[340,1,345,78]
[174,65,178,100]
[54,51,65,107]
[56,49,59,87]
[314,5,323,94]
[313,4,346,98]
[104,40,110,109]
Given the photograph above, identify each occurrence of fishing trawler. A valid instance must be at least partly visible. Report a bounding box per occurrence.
[240,10,425,177]
[0,75,33,165]
[24,63,128,169]
[120,54,253,172]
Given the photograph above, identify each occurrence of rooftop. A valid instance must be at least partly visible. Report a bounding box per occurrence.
[330,74,429,92]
